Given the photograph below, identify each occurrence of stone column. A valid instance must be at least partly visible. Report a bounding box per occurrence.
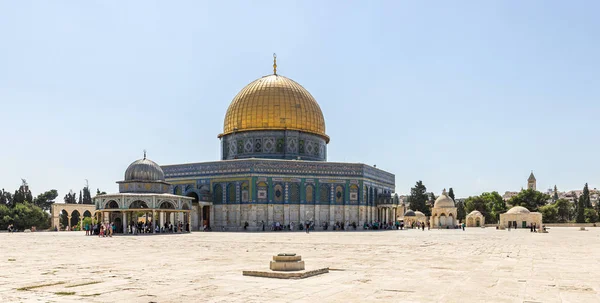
[152,210,156,233]
[67,216,72,230]
[121,211,126,234]
[199,205,204,231]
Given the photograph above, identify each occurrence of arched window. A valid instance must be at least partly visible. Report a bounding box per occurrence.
[319,184,330,203]
[274,184,283,203]
[257,181,268,202]
[289,183,300,203]
[335,185,344,203]
[213,184,223,204]
[158,201,175,209]
[227,183,236,203]
[130,200,149,209]
[305,184,314,204]
[241,182,249,202]
[350,184,359,202]
[105,200,119,209]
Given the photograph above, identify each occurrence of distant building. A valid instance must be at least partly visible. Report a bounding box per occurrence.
[527,171,536,191]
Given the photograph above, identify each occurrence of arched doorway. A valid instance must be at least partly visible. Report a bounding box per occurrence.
[70,210,81,230]
[130,200,149,209]
[448,214,455,227]
[476,218,481,227]
[186,192,200,231]
[439,214,447,227]
[105,200,119,209]
[60,210,69,230]
[202,205,210,229]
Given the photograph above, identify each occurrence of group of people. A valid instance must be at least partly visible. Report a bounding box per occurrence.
[253,220,314,232]
[363,221,401,230]
[97,222,115,237]
[127,220,189,234]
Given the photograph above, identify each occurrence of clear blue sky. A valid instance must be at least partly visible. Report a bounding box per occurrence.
[1,1,598,200]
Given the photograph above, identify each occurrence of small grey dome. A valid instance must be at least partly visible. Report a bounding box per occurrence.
[124,157,165,181]
[404,210,416,217]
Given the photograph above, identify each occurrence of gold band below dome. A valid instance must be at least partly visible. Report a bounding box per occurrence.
[219,74,329,143]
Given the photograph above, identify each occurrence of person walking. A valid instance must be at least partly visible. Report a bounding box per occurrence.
[305,221,310,234]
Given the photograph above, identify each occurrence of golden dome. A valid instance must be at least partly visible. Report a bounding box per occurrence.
[219,74,329,143]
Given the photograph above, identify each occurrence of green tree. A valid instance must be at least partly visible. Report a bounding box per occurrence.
[78,190,83,204]
[1,202,50,230]
[64,190,77,204]
[584,208,598,223]
[582,183,591,209]
[83,187,93,204]
[482,191,506,224]
[465,196,487,218]
[448,188,455,202]
[0,189,13,207]
[96,189,107,195]
[553,185,558,202]
[32,190,58,211]
[0,204,12,229]
[409,181,430,216]
[539,204,558,223]
[456,200,466,221]
[13,190,25,204]
[554,199,571,223]
[576,195,586,223]
[508,189,550,212]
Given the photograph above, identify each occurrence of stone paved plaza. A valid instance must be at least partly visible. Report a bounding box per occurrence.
[1,227,599,303]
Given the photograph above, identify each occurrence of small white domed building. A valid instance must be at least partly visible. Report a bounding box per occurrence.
[431,189,457,228]
[466,210,485,227]
[499,206,542,229]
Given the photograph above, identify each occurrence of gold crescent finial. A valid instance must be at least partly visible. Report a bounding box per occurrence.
[273,53,277,75]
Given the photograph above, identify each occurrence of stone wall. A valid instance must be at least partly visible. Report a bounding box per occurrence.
[211,204,377,230]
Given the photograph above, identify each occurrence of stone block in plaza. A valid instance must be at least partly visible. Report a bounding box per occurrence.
[243,252,326,279]
[270,260,305,271]
[273,255,302,262]
[270,253,305,271]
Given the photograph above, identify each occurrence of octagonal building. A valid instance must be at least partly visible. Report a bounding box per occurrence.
[162,57,396,231]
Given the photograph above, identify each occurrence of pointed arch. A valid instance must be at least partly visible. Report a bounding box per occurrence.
[213,184,223,204]
[227,183,236,204]
[273,184,284,203]
[319,184,330,203]
[289,183,300,203]
[335,185,344,204]
[305,184,315,204]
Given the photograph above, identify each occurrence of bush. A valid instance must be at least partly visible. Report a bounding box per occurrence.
[539,204,558,223]
[584,208,598,223]
[0,203,50,230]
